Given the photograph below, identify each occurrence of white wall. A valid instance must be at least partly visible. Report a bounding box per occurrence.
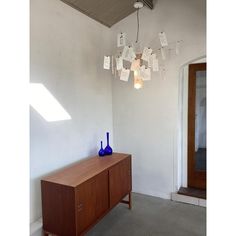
[30,0,206,233]
[111,0,206,198]
[30,0,113,228]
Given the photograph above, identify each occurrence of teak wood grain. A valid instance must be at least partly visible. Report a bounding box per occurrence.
[42,153,130,187]
[41,153,132,236]
[41,182,76,235]
[109,157,131,207]
[76,171,109,233]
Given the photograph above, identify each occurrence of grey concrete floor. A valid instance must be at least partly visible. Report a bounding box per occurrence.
[87,193,206,236]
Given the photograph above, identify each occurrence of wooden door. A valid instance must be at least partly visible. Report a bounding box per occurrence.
[76,171,109,234]
[109,157,131,207]
[188,63,206,189]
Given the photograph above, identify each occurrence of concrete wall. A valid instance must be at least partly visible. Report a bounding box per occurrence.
[30,0,113,228]
[111,0,206,198]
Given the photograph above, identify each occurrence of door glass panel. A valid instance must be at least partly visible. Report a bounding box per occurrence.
[195,70,206,171]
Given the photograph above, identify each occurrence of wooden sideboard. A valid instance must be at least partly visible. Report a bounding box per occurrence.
[41,153,132,236]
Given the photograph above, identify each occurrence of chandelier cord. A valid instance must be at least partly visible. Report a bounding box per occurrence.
[135,8,140,43]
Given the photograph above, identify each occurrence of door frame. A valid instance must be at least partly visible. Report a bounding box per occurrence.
[187,62,206,189]
[174,55,206,192]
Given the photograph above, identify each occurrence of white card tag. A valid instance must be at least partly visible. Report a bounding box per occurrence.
[161,47,166,60]
[122,46,130,61]
[122,46,136,62]
[140,65,145,74]
[120,68,130,81]
[131,59,140,71]
[117,33,126,47]
[116,57,123,70]
[141,47,153,61]
[103,56,110,70]
[159,32,168,47]
[148,53,156,68]
[140,66,151,81]
[129,47,136,62]
[142,68,151,80]
[152,58,159,72]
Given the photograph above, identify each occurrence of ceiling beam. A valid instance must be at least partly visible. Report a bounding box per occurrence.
[143,0,153,9]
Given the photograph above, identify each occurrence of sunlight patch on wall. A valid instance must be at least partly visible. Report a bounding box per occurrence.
[30,83,71,122]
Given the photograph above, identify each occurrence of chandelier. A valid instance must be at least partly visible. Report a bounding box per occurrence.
[103,1,183,89]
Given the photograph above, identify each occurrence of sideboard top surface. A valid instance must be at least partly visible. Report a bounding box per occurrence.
[41,153,131,187]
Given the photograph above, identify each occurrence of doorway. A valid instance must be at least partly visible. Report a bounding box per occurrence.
[187,63,206,190]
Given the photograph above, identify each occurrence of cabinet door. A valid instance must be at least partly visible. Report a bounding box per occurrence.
[95,171,109,218]
[76,171,109,234]
[109,157,131,207]
[41,181,76,236]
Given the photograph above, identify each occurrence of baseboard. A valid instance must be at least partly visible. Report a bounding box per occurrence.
[30,218,42,236]
[171,192,206,207]
[133,189,171,200]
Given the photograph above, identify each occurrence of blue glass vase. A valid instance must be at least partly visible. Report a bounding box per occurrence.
[98,141,105,157]
[104,132,113,155]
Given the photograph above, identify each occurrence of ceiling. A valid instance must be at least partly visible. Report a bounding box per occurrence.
[60,0,153,27]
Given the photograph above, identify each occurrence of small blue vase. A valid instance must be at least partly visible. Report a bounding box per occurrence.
[104,132,113,155]
[98,141,105,157]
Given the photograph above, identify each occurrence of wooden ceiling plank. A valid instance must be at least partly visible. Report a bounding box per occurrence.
[100,0,136,26]
[143,0,153,9]
[60,0,112,27]
[74,0,135,27]
[60,0,153,27]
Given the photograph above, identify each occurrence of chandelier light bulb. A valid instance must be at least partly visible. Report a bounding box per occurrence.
[134,77,143,89]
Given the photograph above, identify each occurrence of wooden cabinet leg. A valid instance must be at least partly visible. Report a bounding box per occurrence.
[120,192,132,209]
[129,192,132,210]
